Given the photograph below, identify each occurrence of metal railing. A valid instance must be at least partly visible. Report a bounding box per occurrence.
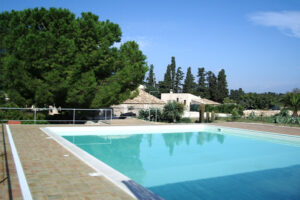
[0,107,113,125]
[134,107,160,122]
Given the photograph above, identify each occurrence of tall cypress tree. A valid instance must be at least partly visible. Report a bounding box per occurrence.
[197,67,207,98]
[216,69,229,102]
[183,67,196,94]
[174,67,184,93]
[207,71,218,101]
[146,64,156,87]
[159,65,172,93]
[144,64,160,97]
[170,56,176,90]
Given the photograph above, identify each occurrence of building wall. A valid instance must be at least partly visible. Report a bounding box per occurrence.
[161,93,197,111]
[183,111,231,119]
[112,104,165,116]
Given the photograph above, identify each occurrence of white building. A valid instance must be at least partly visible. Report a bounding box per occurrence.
[161,91,220,111]
[111,88,165,116]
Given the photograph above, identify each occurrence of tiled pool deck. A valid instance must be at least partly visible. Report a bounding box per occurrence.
[2,125,136,200]
[1,121,300,199]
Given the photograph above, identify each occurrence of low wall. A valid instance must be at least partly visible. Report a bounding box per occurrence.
[243,110,300,117]
[183,111,231,119]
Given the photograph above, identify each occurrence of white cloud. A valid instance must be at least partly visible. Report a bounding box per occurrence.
[249,11,300,38]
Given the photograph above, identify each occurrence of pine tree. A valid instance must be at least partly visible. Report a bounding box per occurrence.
[197,67,207,98]
[216,69,229,102]
[170,56,176,90]
[146,64,156,87]
[174,67,184,93]
[207,71,218,101]
[0,8,147,108]
[183,67,196,94]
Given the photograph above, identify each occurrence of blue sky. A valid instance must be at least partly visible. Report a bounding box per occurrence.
[1,0,300,93]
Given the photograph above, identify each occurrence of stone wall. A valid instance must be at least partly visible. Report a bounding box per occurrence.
[243,110,299,117]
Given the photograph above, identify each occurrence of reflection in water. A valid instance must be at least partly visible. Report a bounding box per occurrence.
[147,134,152,148]
[64,131,225,185]
[197,132,205,145]
[185,132,193,145]
[163,133,185,156]
[162,132,225,156]
[217,134,225,144]
[64,134,146,184]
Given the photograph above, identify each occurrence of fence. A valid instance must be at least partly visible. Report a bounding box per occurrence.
[135,107,161,122]
[0,107,112,125]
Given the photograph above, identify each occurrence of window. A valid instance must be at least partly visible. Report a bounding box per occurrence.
[184,100,186,105]
[177,98,179,102]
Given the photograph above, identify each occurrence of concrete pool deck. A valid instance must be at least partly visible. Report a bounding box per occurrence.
[1,120,300,199]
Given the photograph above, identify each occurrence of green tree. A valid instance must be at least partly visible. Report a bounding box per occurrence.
[216,69,228,102]
[144,64,160,98]
[230,88,245,103]
[183,67,196,94]
[240,92,276,110]
[170,56,176,90]
[197,67,207,98]
[159,65,172,93]
[174,67,184,93]
[145,64,156,88]
[206,71,218,101]
[0,8,147,108]
[0,91,5,105]
[281,90,300,117]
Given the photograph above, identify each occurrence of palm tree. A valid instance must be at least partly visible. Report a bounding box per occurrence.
[162,101,184,122]
[281,91,300,117]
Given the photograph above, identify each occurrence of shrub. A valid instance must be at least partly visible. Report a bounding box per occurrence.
[231,108,239,121]
[248,111,256,120]
[278,109,290,117]
[138,108,162,121]
[138,109,149,120]
[211,111,215,122]
[205,104,244,115]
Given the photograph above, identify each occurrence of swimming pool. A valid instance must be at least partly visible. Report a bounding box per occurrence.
[42,125,300,200]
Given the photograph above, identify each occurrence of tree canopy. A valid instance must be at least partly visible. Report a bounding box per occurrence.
[0,8,147,108]
[206,71,218,101]
[183,67,196,94]
[174,67,184,93]
[216,69,228,102]
[196,67,207,98]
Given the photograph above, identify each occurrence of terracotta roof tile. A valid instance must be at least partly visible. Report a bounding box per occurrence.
[123,89,165,104]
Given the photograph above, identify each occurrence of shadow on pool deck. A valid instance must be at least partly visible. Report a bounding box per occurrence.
[148,164,300,200]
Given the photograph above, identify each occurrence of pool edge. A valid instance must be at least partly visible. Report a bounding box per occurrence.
[40,127,141,199]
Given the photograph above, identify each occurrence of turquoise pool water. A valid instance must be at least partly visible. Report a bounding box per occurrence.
[63,130,300,200]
